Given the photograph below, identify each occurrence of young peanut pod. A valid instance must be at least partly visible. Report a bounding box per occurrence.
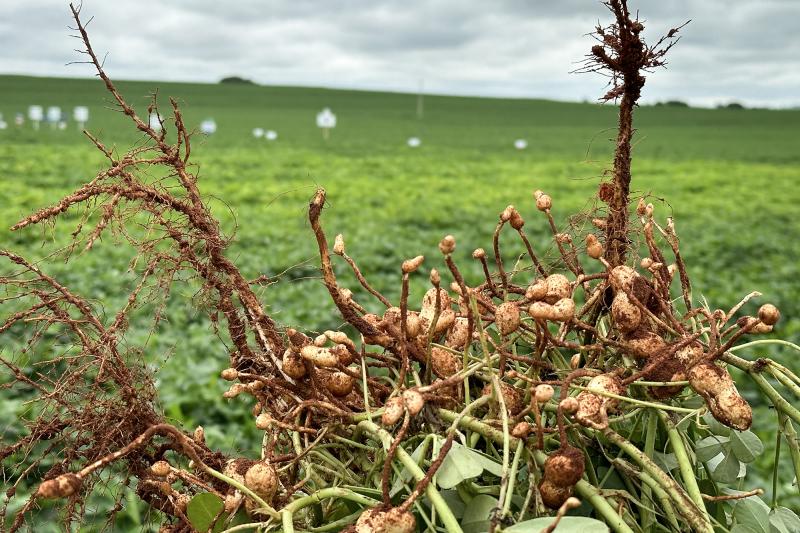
[36,473,82,499]
[401,255,424,274]
[539,478,573,509]
[623,329,667,360]
[495,301,521,335]
[611,292,641,333]
[758,303,780,326]
[243,461,279,516]
[544,274,571,304]
[534,384,554,403]
[431,346,461,378]
[282,348,307,379]
[688,362,752,430]
[559,396,580,415]
[355,507,416,533]
[585,234,604,259]
[575,374,625,429]
[544,446,585,487]
[420,288,456,335]
[525,279,548,301]
[402,389,425,416]
[381,396,405,426]
[512,421,532,439]
[482,381,524,415]
[324,371,355,397]
[550,298,576,322]
[299,345,339,367]
[446,317,470,349]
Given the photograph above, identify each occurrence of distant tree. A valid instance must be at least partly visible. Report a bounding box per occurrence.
[718,102,745,110]
[654,100,690,107]
[219,76,255,85]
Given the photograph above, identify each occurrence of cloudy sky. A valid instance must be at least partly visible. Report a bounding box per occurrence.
[1,1,798,108]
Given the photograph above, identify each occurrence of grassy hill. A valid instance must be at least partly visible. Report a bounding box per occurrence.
[1,74,798,162]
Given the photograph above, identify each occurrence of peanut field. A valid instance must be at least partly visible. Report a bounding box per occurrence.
[1,73,799,530]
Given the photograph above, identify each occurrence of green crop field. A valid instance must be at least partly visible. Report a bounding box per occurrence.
[1,75,799,528]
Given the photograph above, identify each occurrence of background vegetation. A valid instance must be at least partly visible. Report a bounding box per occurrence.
[1,74,798,528]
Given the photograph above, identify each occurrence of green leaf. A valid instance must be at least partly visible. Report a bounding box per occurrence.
[730,525,761,533]
[187,492,225,533]
[391,437,431,496]
[653,451,679,472]
[769,506,800,533]
[460,494,498,533]
[436,442,502,489]
[695,435,729,462]
[505,516,610,532]
[712,452,743,483]
[438,489,466,520]
[704,412,732,437]
[733,497,770,533]
[730,431,764,464]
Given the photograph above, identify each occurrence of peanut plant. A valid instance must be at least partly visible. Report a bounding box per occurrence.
[2,2,799,532]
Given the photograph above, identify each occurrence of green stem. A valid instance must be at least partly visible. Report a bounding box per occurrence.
[437,410,634,533]
[502,440,525,516]
[282,510,295,533]
[657,411,709,524]
[279,487,381,533]
[634,469,681,530]
[724,353,800,425]
[570,384,698,414]
[772,426,782,509]
[357,420,464,533]
[728,339,800,357]
[492,375,512,527]
[768,367,800,399]
[601,427,713,533]
[778,412,800,497]
[640,411,658,532]
[533,449,635,533]
[749,372,800,426]
[202,467,279,518]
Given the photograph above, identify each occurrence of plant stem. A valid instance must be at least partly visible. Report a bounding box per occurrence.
[657,411,709,524]
[640,411,658,532]
[502,440,525,517]
[601,427,713,533]
[772,426,782,509]
[570,384,698,414]
[357,420,463,533]
[778,412,800,498]
[437,409,634,533]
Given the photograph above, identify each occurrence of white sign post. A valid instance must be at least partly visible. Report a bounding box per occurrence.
[407,137,421,148]
[265,130,278,141]
[200,119,217,135]
[316,108,336,140]
[46,106,62,130]
[28,105,43,130]
[149,113,162,132]
[14,113,24,127]
[514,139,528,150]
[0,114,6,130]
[73,106,89,130]
[252,127,264,139]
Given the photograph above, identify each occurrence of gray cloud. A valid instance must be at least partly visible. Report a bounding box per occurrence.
[1,1,798,107]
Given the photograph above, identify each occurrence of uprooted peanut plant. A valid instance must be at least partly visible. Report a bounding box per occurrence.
[3,2,800,532]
